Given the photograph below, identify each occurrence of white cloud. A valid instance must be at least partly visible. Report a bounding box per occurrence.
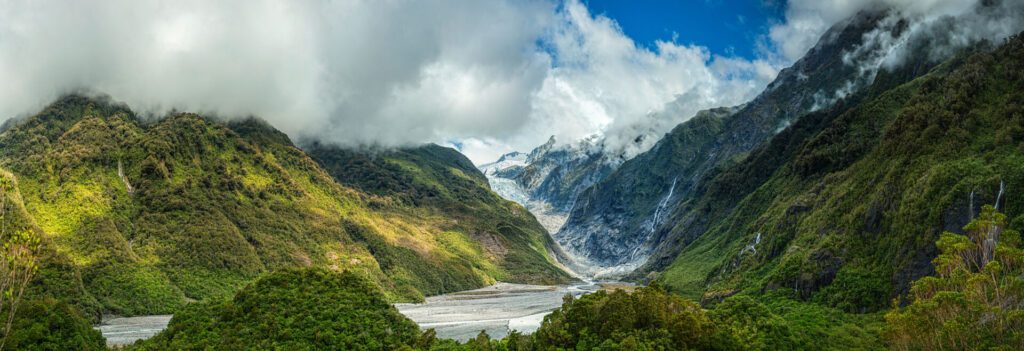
[4,0,1015,165]
[766,0,1018,62]
[0,0,783,165]
[769,0,1024,110]
[0,0,552,158]
[508,1,780,160]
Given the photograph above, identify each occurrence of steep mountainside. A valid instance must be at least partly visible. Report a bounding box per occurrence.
[478,151,568,233]
[656,33,1024,311]
[555,11,899,276]
[480,151,527,181]
[480,137,617,236]
[515,136,617,215]
[304,142,571,286]
[0,96,569,320]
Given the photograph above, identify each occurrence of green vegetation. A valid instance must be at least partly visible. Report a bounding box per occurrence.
[659,33,1024,318]
[529,286,881,350]
[307,143,571,293]
[4,298,105,351]
[131,269,885,350]
[531,284,720,350]
[130,268,422,350]
[117,224,1024,350]
[0,170,44,350]
[526,283,874,350]
[886,205,1024,350]
[0,95,568,328]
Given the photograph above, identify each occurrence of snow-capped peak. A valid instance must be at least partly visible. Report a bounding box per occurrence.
[478,151,527,176]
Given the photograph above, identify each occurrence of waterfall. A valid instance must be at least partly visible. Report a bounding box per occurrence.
[630,177,679,261]
[648,177,678,232]
[118,159,135,195]
[742,232,762,255]
[996,179,1005,211]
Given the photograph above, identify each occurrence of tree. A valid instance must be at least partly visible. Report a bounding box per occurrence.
[886,205,1024,350]
[0,173,41,351]
[530,284,719,350]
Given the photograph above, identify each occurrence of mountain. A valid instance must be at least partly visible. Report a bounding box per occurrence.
[478,151,530,207]
[479,136,618,236]
[478,10,909,279]
[304,142,571,287]
[480,151,528,179]
[549,8,991,280]
[517,136,618,216]
[0,95,570,322]
[653,30,1024,309]
[553,11,903,277]
[555,106,740,277]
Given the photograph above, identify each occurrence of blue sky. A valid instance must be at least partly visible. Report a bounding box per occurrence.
[584,0,786,59]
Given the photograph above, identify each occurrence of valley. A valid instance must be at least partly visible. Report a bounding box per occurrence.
[3,1,1024,350]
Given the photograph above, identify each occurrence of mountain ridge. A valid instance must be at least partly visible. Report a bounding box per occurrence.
[0,95,570,321]
[653,35,1024,310]
[551,9,898,277]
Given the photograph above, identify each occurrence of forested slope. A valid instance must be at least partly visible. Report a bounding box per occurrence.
[0,95,569,325]
[658,33,1024,316]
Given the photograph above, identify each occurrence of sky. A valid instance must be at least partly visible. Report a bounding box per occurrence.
[584,0,785,59]
[0,0,1021,165]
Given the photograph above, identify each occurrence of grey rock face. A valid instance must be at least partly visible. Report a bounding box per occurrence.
[553,10,902,277]
[480,136,618,236]
[516,136,617,214]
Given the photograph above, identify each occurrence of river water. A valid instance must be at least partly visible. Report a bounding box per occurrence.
[95,315,173,347]
[95,282,602,346]
[395,282,598,341]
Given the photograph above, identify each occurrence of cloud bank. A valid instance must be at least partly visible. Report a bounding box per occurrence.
[0,0,779,164]
[499,1,779,161]
[0,0,554,159]
[769,0,1024,111]
[769,0,976,62]
[1,0,1020,164]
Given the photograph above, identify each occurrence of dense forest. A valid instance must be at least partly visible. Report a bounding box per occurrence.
[7,191,975,350]
[89,201,1021,351]
[114,203,1021,350]
[656,29,1024,313]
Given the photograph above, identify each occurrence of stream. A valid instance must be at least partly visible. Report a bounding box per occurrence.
[95,315,173,347]
[395,282,599,341]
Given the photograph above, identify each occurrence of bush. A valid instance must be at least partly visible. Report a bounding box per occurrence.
[886,206,1024,350]
[4,298,106,351]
